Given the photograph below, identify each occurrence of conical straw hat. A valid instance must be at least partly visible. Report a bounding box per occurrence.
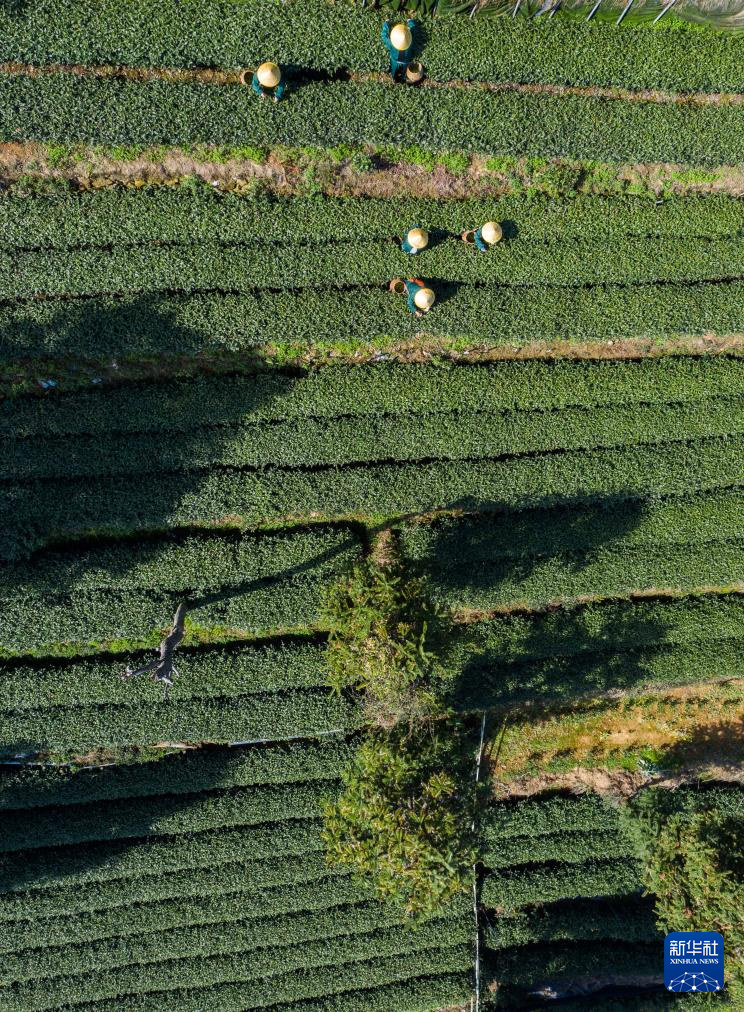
[481,221,503,244]
[413,286,435,310]
[257,62,281,88]
[390,23,413,50]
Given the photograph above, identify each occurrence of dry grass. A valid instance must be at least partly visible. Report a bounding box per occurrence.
[488,679,744,789]
[5,137,744,200]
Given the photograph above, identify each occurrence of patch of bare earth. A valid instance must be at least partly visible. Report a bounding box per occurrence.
[370,528,398,569]
[492,763,744,803]
[493,766,647,802]
[5,140,744,199]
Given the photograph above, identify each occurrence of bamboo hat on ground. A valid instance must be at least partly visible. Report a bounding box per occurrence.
[407,228,429,250]
[481,221,503,244]
[413,286,435,310]
[390,23,413,50]
[257,62,281,88]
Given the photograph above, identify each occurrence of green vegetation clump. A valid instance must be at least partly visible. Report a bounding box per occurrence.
[323,725,478,918]
[5,76,744,166]
[2,0,744,93]
[636,805,744,1003]
[324,558,444,725]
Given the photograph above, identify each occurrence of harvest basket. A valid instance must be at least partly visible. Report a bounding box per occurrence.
[406,61,425,83]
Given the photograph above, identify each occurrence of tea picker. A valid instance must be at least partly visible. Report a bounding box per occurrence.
[251,62,285,102]
[400,227,429,255]
[382,20,416,82]
[405,278,435,316]
[463,220,503,252]
[390,277,436,317]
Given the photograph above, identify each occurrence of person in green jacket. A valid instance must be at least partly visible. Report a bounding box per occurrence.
[382,20,416,82]
[470,221,503,252]
[404,278,436,317]
[401,227,429,255]
[252,62,286,102]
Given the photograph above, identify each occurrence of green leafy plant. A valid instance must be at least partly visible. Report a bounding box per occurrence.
[0,737,472,1008]
[323,557,445,726]
[437,151,471,174]
[323,724,478,918]
[635,806,744,1003]
[5,73,744,168]
[348,149,374,174]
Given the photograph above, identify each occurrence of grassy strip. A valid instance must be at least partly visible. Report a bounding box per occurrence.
[481,857,643,910]
[6,399,743,482]
[0,874,372,955]
[3,437,742,562]
[484,792,622,839]
[484,896,660,949]
[1,903,468,991]
[4,191,744,252]
[483,829,634,870]
[490,680,744,782]
[7,358,741,436]
[0,846,338,924]
[7,234,744,298]
[4,282,744,363]
[485,939,659,988]
[0,737,353,810]
[0,690,357,751]
[0,818,326,896]
[0,0,742,93]
[0,527,360,650]
[0,639,330,709]
[0,779,340,854]
[63,947,473,1012]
